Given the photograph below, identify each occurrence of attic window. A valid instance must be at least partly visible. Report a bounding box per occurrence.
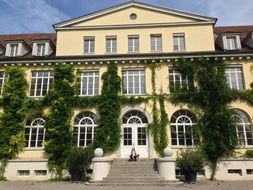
[130,13,137,20]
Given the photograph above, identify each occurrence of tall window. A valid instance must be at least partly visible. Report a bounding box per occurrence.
[84,37,95,53]
[169,69,188,92]
[122,70,145,95]
[10,44,19,57]
[25,116,45,148]
[173,34,185,51]
[128,36,139,53]
[150,35,162,52]
[36,43,46,56]
[233,109,253,146]
[73,112,97,147]
[225,67,244,90]
[30,71,53,97]
[106,36,117,53]
[226,36,238,50]
[0,72,6,95]
[77,71,99,96]
[171,110,199,146]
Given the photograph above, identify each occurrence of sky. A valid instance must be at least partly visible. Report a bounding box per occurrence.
[0,0,252,34]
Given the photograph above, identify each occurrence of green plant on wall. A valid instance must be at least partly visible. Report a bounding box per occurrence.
[170,58,238,180]
[44,64,75,178]
[93,62,122,152]
[148,62,169,156]
[0,67,27,178]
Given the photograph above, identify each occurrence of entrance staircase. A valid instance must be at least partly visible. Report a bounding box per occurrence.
[89,158,180,186]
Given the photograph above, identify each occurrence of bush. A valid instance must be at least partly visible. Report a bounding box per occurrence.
[176,149,204,172]
[245,149,253,158]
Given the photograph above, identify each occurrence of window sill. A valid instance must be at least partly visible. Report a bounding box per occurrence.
[24,147,44,151]
[127,51,140,54]
[173,49,186,53]
[171,145,197,149]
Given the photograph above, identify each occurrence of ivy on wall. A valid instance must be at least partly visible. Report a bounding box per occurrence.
[0,67,27,178]
[44,65,75,178]
[170,58,239,180]
[93,62,122,152]
[148,62,169,156]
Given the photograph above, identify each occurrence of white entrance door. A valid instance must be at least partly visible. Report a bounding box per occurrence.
[120,110,149,158]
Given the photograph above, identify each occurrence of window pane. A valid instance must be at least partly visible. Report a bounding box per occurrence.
[122,70,145,95]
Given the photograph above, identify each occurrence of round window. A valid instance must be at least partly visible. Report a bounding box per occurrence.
[130,13,137,20]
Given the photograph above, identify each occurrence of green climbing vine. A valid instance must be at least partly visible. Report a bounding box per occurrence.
[170,57,238,180]
[148,62,169,156]
[44,64,75,178]
[0,67,27,178]
[93,62,122,152]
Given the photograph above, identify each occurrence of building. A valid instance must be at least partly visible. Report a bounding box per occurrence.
[0,1,253,181]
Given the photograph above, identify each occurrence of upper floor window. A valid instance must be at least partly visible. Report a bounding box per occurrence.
[226,36,238,50]
[169,69,188,92]
[73,112,97,147]
[36,43,46,56]
[25,116,45,148]
[9,43,19,57]
[128,36,139,53]
[0,72,6,95]
[106,36,117,53]
[84,37,95,54]
[233,109,253,146]
[77,71,99,96]
[173,34,185,51]
[171,110,199,146]
[30,71,53,97]
[150,34,162,52]
[122,70,145,95]
[225,67,244,90]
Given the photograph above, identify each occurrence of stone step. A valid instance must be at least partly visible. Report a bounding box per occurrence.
[104,177,163,181]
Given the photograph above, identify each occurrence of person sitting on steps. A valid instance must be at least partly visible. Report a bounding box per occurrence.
[129,147,139,161]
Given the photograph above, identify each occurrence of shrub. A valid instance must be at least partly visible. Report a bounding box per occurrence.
[245,149,253,158]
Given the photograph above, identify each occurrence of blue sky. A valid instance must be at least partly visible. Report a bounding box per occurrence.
[0,0,252,34]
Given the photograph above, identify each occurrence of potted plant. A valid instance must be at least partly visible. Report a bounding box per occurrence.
[176,149,204,183]
[66,146,92,181]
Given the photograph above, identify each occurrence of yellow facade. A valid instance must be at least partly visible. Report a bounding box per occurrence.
[0,1,253,180]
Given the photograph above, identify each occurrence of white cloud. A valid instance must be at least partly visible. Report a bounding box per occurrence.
[206,0,253,26]
[0,0,69,34]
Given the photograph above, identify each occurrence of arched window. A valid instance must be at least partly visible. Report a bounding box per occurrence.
[25,116,45,148]
[170,110,199,146]
[233,109,253,146]
[73,111,97,147]
[122,110,148,124]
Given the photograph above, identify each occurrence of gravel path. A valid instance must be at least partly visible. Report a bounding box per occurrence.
[0,180,253,190]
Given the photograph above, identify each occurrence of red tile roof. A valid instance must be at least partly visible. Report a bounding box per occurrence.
[0,33,56,59]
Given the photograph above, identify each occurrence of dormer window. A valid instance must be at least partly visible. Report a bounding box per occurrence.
[10,44,19,57]
[226,36,237,50]
[5,42,29,57]
[221,34,241,51]
[32,41,53,57]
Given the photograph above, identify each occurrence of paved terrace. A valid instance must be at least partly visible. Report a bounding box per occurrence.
[0,180,253,190]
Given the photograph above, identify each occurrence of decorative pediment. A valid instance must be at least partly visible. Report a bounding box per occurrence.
[54,1,216,30]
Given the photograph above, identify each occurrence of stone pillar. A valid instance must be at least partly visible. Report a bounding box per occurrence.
[156,147,177,181]
[92,148,113,181]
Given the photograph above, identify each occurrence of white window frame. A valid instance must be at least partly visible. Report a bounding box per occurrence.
[122,70,145,95]
[106,36,117,53]
[30,71,53,97]
[150,34,162,52]
[78,71,99,96]
[169,69,188,92]
[225,66,244,90]
[73,112,97,147]
[36,43,46,56]
[171,110,198,146]
[128,36,139,53]
[25,118,45,148]
[84,37,95,54]
[233,109,253,146]
[9,43,19,57]
[0,72,6,96]
[173,34,186,51]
